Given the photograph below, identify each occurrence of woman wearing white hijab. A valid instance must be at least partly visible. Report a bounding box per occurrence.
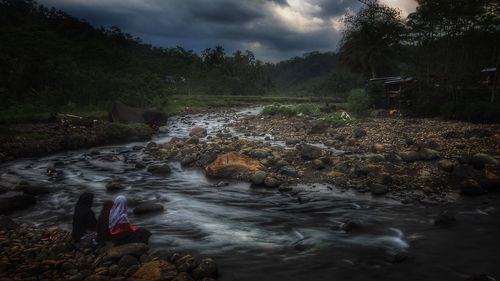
[109,195,151,245]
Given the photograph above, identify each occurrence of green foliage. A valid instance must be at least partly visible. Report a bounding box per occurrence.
[339,1,405,79]
[262,103,321,116]
[318,113,356,127]
[347,89,370,116]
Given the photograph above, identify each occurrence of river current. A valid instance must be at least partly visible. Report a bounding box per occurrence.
[1,108,499,281]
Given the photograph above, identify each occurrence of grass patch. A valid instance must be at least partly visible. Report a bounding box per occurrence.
[262,102,357,127]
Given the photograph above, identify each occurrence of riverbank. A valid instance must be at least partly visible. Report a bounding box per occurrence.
[0,122,152,163]
[0,216,217,281]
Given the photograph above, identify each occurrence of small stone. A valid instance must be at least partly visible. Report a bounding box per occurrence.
[353,127,367,138]
[191,258,217,279]
[398,151,420,162]
[118,255,139,268]
[250,171,267,185]
[106,181,124,192]
[107,243,149,259]
[419,148,440,160]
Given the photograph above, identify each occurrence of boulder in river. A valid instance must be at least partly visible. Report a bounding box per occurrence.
[0,194,36,214]
[0,215,19,230]
[205,152,262,178]
[15,181,50,195]
[106,181,125,192]
[460,179,486,196]
[148,164,172,176]
[189,127,207,138]
[134,202,164,214]
[371,184,388,196]
[279,165,298,177]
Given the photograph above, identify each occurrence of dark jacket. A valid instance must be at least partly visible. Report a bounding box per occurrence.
[72,192,97,242]
[96,200,113,244]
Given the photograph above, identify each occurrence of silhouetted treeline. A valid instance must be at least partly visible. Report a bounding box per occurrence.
[0,0,272,111]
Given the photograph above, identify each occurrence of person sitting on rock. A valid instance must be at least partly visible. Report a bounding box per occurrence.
[109,195,151,245]
[72,192,97,243]
[96,200,114,245]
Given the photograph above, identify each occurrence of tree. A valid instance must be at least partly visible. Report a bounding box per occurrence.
[339,0,406,78]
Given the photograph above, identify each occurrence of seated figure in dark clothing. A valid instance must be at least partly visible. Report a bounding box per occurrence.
[96,200,114,245]
[109,195,151,245]
[72,192,97,243]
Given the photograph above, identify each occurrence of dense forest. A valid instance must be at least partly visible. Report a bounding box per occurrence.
[0,0,499,122]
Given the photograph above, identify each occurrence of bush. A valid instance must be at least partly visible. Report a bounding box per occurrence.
[347,89,370,116]
[318,113,356,127]
[262,103,321,116]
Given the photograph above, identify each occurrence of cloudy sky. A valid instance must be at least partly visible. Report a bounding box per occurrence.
[37,0,417,62]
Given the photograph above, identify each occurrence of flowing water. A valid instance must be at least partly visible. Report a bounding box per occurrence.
[1,108,499,281]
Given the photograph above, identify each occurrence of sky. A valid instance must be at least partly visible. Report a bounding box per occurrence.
[37,0,418,62]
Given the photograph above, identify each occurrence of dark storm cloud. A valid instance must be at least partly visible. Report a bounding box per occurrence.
[37,0,363,61]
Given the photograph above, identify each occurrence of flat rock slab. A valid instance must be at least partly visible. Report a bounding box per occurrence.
[134,202,164,214]
[205,152,262,178]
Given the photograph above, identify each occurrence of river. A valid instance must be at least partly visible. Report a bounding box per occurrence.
[1,107,499,281]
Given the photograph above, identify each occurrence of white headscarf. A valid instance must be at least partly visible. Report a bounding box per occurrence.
[109,195,130,229]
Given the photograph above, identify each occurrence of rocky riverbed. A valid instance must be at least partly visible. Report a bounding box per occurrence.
[0,216,217,281]
[145,113,499,204]
[1,107,500,281]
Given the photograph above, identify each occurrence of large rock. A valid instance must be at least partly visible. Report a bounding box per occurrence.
[470,153,498,170]
[460,179,486,196]
[309,122,329,134]
[0,215,19,230]
[108,101,145,124]
[398,151,420,162]
[148,164,171,176]
[15,182,50,195]
[205,152,262,178]
[134,202,164,214]
[300,144,323,160]
[107,243,149,259]
[129,260,178,281]
[189,127,207,138]
[0,194,36,214]
[191,258,217,279]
